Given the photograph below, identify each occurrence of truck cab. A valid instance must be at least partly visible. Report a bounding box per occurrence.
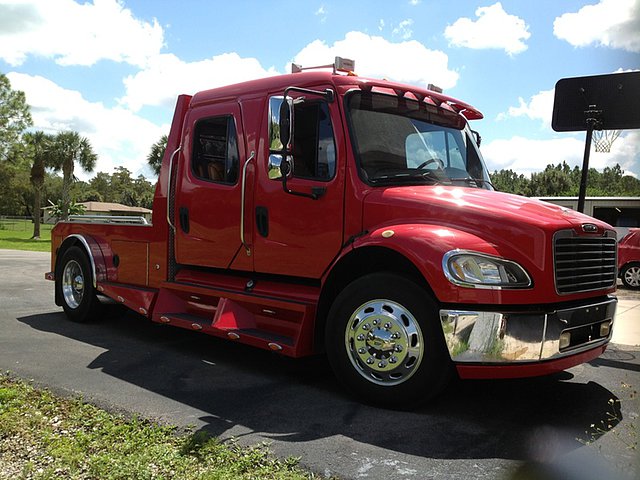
[49,58,617,408]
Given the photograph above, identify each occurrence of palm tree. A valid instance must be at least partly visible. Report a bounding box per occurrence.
[147,134,167,176]
[51,131,97,221]
[23,131,54,238]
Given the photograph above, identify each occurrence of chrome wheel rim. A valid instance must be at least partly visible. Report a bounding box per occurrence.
[344,299,424,386]
[624,266,640,287]
[62,260,84,309]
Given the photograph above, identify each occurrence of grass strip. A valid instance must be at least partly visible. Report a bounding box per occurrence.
[0,220,52,252]
[0,373,321,480]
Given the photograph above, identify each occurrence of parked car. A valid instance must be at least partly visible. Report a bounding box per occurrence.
[618,228,640,289]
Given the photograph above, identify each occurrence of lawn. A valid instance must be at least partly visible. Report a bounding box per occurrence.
[0,219,52,252]
[0,373,319,479]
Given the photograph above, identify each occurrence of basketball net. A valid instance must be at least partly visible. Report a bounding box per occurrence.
[592,129,621,153]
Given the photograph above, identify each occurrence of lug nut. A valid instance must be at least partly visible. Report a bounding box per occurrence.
[362,324,370,331]
[357,334,365,341]
[395,345,403,352]
[384,322,392,329]
[378,361,387,368]
[373,319,379,326]
[358,347,366,354]
[366,357,374,364]
[389,356,398,364]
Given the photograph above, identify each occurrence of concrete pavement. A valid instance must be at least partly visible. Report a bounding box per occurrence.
[612,285,640,347]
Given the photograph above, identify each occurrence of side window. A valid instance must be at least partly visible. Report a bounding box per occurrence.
[192,116,239,184]
[292,102,336,181]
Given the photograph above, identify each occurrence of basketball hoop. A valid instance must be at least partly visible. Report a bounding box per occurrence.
[592,129,621,153]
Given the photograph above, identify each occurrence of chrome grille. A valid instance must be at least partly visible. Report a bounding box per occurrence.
[554,233,617,294]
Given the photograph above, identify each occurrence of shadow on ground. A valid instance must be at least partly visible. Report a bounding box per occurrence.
[19,309,631,462]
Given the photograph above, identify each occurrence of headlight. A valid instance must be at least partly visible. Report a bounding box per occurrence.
[443,250,532,289]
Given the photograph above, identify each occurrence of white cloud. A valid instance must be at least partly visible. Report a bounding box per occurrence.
[8,72,167,180]
[292,31,459,90]
[0,0,163,67]
[497,89,555,126]
[444,2,531,56]
[409,0,421,5]
[554,0,640,53]
[120,53,278,112]
[392,19,414,40]
[483,133,640,177]
[314,5,327,23]
[378,19,385,31]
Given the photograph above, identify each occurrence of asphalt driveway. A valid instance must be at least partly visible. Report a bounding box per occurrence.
[1,249,638,479]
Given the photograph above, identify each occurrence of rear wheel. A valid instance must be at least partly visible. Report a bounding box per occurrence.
[621,263,640,290]
[56,246,102,322]
[325,273,452,408]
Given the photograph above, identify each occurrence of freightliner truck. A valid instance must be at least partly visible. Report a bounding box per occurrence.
[47,58,618,408]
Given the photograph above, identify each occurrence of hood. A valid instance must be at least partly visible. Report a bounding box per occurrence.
[362,186,613,270]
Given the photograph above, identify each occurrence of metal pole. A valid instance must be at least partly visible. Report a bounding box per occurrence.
[577,126,594,214]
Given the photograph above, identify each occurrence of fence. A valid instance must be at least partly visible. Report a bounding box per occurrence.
[0,216,53,232]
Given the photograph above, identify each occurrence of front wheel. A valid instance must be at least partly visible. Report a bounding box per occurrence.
[621,263,640,290]
[325,273,452,408]
[56,246,102,322]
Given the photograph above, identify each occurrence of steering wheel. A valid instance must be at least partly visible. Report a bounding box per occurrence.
[416,158,444,170]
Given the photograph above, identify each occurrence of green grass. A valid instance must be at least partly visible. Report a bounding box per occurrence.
[0,373,321,480]
[0,220,52,252]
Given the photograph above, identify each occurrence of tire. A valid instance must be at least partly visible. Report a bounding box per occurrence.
[325,273,452,408]
[56,246,102,322]
[620,263,640,290]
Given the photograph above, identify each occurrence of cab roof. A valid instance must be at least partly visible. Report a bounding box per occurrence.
[190,71,483,121]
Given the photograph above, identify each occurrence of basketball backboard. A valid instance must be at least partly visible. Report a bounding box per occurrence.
[551,71,640,132]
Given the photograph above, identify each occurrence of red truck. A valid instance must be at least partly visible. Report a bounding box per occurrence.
[47,58,618,408]
[618,228,640,289]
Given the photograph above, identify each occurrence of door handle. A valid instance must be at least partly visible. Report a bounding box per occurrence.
[179,206,189,233]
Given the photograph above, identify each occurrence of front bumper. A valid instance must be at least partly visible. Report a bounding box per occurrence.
[440,296,617,368]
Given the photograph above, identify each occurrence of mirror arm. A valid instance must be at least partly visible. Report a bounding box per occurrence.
[281,172,325,200]
[284,86,335,103]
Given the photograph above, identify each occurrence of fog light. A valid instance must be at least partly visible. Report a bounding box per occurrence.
[600,321,611,337]
[559,332,571,350]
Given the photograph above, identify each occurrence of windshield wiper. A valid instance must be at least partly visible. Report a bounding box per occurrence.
[447,177,495,189]
[369,170,441,185]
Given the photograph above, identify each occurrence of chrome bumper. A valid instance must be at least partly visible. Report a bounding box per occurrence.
[440,296,617,363]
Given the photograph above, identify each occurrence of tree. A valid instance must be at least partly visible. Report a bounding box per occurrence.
[0,72,32,161]
[490,169,529,196]
[490,162,640,197]
[24,131,55,238]
[50,131,97,221]
[147,134,167,176]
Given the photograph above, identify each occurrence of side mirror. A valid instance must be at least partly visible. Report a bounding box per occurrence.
[279,98,293,151]
[268,154,294,180]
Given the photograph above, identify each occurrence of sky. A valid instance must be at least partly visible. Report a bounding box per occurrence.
[1,0,639,182]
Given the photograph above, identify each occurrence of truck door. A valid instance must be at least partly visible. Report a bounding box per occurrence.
[252,95,345,279]
[174,102,249,269]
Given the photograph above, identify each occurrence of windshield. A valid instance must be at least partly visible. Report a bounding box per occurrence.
[346,92,493,189]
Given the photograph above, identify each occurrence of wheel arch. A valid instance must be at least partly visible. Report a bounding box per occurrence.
[55,234,105,305]
[315,245,434,352]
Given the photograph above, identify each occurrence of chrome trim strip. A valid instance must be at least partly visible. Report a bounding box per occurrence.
[68,215,148,225]
[240,151,256,255]
[166,146,182,234]
[67,234,97,289]
[440,296,617,364]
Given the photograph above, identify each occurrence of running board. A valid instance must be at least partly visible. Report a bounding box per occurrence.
[151,278,319,357]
